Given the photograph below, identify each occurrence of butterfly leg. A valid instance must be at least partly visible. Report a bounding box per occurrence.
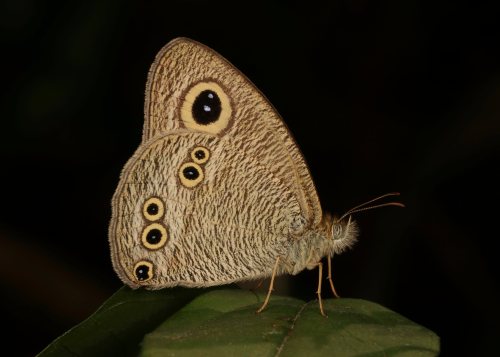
[327,254,340,298]
[256,256,280,314]
[316,261,327,317]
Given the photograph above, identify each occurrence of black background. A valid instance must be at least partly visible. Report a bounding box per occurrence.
[1,1,499,355]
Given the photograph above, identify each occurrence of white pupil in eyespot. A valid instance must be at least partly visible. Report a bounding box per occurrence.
[203,105,211,112]
[208,93,214,99]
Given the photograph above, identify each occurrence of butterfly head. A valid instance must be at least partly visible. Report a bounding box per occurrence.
[330,215,359,253]
[328,193,405,254]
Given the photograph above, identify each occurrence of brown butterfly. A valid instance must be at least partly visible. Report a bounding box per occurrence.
[108,38,402,315]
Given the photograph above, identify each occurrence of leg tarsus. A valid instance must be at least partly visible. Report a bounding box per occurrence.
[327,255,340,298]
[317,261,327,317]
[256,257,280,314]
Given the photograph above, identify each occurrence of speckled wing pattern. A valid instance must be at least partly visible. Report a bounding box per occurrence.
[144,38,322,227]
[109,38,323,289]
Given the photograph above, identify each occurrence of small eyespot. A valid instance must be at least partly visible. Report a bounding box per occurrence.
[190,146,210,164]
[134,261,153,282]
[143,197,165,221]
[180,81,232,135]
[179,162,204,188]
[141,223,168,250]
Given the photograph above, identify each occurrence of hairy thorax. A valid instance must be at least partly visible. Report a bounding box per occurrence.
[281,212,359,275]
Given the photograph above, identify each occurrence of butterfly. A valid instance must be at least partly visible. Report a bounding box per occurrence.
[108,38,402,315]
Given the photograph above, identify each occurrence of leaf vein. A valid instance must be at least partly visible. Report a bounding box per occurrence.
[274,301,311,357]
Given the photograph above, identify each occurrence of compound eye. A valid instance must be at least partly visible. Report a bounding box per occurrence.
[143,197,164,221]
[134,261,153,282]
[141,223,168,250]
[179,162,204,188]
[190,146,210,164]
[180,81,232,135]
[333,224,343,240]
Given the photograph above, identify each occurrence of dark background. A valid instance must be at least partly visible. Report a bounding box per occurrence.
[1,0,499,355]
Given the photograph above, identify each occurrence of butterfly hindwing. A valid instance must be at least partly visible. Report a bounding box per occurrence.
[109,131,304,288]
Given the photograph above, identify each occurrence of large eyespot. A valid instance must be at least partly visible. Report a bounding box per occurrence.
[142,197,165,221]
[179,162,204,188]
[134,261,154,282]
[180,81,232,135]
[190,146,210,164]
[141,223,168,250]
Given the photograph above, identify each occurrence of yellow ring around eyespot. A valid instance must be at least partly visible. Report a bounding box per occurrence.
[133,260,154,283]
[178,162,204,188]
[190,146,210,164]
[180,81,232,135]
[141,223,168,250]
[142,197,165,221]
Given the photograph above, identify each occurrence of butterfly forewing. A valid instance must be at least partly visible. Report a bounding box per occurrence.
[144,38,322,228]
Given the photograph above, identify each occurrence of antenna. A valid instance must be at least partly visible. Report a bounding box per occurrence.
[338,192,405,222]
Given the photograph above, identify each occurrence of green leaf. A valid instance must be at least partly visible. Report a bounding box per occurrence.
[140,289,439,357]
[38,288,439,357]
[37,286,205,357]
